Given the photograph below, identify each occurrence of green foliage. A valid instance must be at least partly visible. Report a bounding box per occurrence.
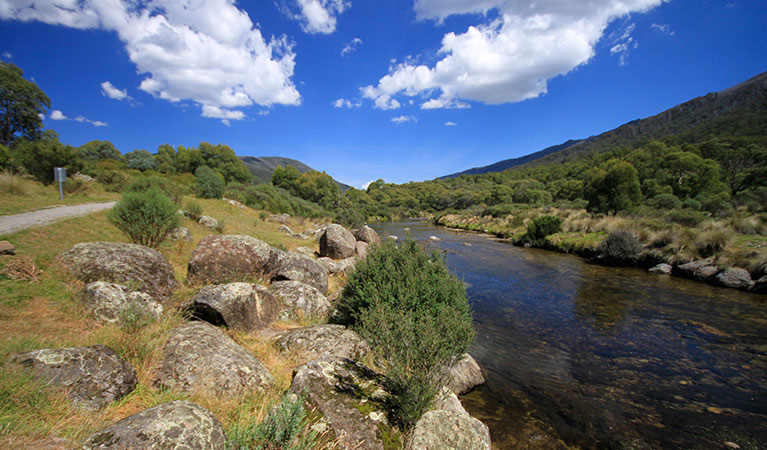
[666,209,706,227]
[226,391,319,450]
[696,230,732,257]
[173,142,252,184]
[0,143,13,170]
[118,301,156,333]
[127,175,184,204]
[93,168,129,192]
[585,159,642,214]
[681,198,702,210]
[125,149,159,172]
[335,206,365,229]
[649,193,682,210]
[597,231,643,262]
[61,178,89,195]
[227,183,328,218]
[0,62,51,146]
[195,165,225,199]
[525,215,562,243]
[78,140,121,163]
[107,188,180,248]
[185,200,203,221]
[11,131,84,184]
[335,240,474,428]
[0,169,25,195]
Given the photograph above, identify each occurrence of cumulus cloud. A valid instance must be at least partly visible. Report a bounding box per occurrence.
[49,110,67,120]
[364,0,663,109]
[287,0,349,34]
[1,0,301,120]
[444,121,457,126]
[48,109,107,126]
[100,81,129,101]
[341,37,362,56]
[391,115,416,124]
[332,97,360,108]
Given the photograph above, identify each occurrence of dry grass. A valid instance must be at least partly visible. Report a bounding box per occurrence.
[0,170,26,196]
[0,175,119,216]
[0,256,43,282]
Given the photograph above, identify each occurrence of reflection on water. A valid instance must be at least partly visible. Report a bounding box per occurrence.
[371,221,767,450]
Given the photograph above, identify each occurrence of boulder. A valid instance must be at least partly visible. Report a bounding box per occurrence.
[317,257,338,275]
[58,242,178,301]
[355,241,369,259]
[82,281,163,325]
[675,259,719,282]
[279,224,293,235]
[266,214,291,224]
[167,227,193,242]
[290,357,392,450]
[156,321,273,395]
[0,240,15,255]
[715,268,754,289]
[295,246,316,258]
[336,257,357,275]
[433,386,468,416]
[72,172,94,182]
[751,276,767,294]
[354,226,381,245]
[10,345,136,410]
[187,235,278,285]
[274,324,369,363]
[198,215,220,229]
[428,236,441,242]
[225,198,246,209]
[386,235,399,241]
[183,283,278,331]
[268,281,332,321]
[407,410,491,450]
[648,263,672,274]
[447,354,485,395]
[82,401,226,449]
[319,224,357,259]
[273,252,328,293]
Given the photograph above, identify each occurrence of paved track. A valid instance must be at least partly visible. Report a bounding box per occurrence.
[0,202,116,236]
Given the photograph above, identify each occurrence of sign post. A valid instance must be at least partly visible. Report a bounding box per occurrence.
[54,167,66,200]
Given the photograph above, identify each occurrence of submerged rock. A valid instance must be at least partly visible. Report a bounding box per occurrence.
[187,235,278,285]
[82,281,163,325]
[10,345,136,410]
[183,283,278,331]
[82,401,226,449]
[274,324,368,363]
[407,410,490,450]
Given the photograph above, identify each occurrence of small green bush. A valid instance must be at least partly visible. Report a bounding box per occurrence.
[667,209,705,227]
[681,198,701,211]
[195,165,225,199]
[127,175,184,204]
[185,200,203,221]
[94,168,129,192]
[597,231,643,261]
[335,240,474,429]
[525,215,562,243]
[650,193,681,210]
[335,207,365,229]
[107,188,180,248]
[62,178,89,194]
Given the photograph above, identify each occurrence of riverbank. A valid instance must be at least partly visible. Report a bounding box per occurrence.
[434,208,767,295]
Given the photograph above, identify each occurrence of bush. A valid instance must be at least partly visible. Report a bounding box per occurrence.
[525,215,562,243]
[667,209,705,227]
[94,168,129,192]
[126,175,184,204]
[696,229,732,257]
[0,170,26,195]
[185,200,203,221]
[107,188,180,248]
[62,178,89,194]
[334,240,474,428]
[335,207,365,229]
[195,165,225,199]
[597,231,643,262]
[650,193,681,210]
[681,198,701,211]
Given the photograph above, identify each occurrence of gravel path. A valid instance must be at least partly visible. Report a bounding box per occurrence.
[0,202,116,236]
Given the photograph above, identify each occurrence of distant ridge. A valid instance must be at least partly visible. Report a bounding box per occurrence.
[239,156,350,190]
[442,71,767,178]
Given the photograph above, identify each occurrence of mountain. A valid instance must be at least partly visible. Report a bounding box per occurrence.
[239,156,350,190]
[442,71,767,178]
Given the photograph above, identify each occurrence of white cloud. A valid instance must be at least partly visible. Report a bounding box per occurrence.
[391,115,416,124]
[100,81,129,101]
[288,0,349,34]
[201,104,246,125]
[75,115,108,127]
[332,97,360,108]
[608,22,638,65]
[50,110,67,120]
[444,121,457,126]
[1,0,301,120]
[341,37,362,56]
[363,0,663,109]
[2,51,11,58]
[361,180,375,190]
[651,23,675,35]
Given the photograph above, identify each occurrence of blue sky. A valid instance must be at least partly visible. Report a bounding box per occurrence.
[1,0,765,188]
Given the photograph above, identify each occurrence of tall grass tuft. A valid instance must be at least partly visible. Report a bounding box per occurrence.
[0,170,26,196]
[696,229,733,257]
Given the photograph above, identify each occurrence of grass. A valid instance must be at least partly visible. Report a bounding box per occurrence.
[0,175,120,216]
[0,191,338,448]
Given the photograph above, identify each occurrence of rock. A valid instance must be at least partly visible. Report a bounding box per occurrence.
[295,246,316,257]
[58,242,178,301]
[751,276,767,294]
[290,357,391,450]
[82,401,226,449]
[317,257,338,275]
[354,226,381,245]
[675,259,719,282]
[82,281,163,325]
[269,281,332,321]
[273,253,328,293]
[10,345,136,410]
[225,198,246,209]
[428,236,441,242]
[72,172,94,182]
[447,354,485,395]
[168,227,193,242]
[319,224,357,259]
[183,283,278,331]
[355,241,369,259]
[386,235,398,241]
[274,324,368,363]
[198,215,220,229]
[266,213,291,224]
[0,240,16,255]
[648,263,672,274]
[279,224,293,235]
[433,386,468,415]
[408,410,491,450]
[715,268,754,289]
[157,321,274,395]
[336,257,357,275]
[187,235,278,285]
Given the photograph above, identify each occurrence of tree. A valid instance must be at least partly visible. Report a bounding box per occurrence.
[272,164,301,193]
[195,165,225,198]
[585,158,642,214]
[0,62,51,146]
[78,140,122,163]
[12,130,83,184]
[154,144,177,174]
[125,149,158,171]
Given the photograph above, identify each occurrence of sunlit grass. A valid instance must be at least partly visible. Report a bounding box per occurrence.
[0,175,119,216]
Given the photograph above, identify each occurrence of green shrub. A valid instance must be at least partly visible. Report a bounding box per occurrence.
[226,391,318,450]
[185,200,203,221]
[61,178,89,195]
[94,168,129,192]
[597,231,643,261]
[699,193,731,214]
[650,193,681,210]
[334,240,474,429]
[481,203,517,218]
[525,215,562,243]
[195,165,225,199]
[335,207,365,229]
[667,209,705,227]
[681,198,701,211]
[107,188,180,248]
[127,175,184,204]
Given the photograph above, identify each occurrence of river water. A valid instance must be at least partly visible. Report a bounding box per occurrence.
[370,220,767,450]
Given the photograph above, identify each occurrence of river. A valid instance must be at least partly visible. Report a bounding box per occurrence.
[370,220,767,450]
